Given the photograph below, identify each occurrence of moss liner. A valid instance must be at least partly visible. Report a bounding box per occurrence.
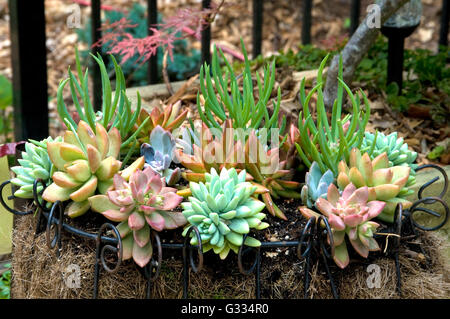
[10,211,450,299]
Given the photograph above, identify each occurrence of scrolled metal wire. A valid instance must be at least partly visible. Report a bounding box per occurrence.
[393,203,403,295]
[182,225,204,273]
[32,178,51,212]
[0,180,34,215]
[317,215,334,260]
[95,223,123,274]
[93,223,123,299]
[144,231,163,283]
[45,200,63,254]
[407,196,449,231]
[297,216,315,259]
[237,234,260,275]
[415,164,448,203]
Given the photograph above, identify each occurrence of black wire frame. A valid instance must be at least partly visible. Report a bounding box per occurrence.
[0,163,448,299]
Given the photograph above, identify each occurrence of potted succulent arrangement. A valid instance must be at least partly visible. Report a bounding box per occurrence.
[2,39,447,299]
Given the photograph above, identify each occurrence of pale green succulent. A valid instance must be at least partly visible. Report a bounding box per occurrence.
[10,137,62,200]
[361,131,418,186]
[181,167,269,259]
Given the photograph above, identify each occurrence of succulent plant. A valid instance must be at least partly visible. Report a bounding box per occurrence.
[337,148,414,223]
[56,49,149,166]
[295,55,370,175]
[300,162,334,208]
[176,120,247,184]
[42,120,122,218]
[135,101,188,144]
[360,131,418,186]
[197,39,285,139]
[300,183,385,269]
[140,126,181,186]
[89,166,185,267]
[10,137,62,200]
[181,167,269,260]
[244,131,301,220]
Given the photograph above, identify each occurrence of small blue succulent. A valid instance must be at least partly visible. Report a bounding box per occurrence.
[301,162,334,208]
[140,125,181,186]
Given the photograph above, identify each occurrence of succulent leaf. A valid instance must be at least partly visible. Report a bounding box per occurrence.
[182,167,268,259]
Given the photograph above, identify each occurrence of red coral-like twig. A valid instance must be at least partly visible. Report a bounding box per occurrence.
[94,2,222,65]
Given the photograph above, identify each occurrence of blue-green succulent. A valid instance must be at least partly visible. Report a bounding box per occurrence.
[300,161,334,208]
[361,131,417,186]
[140,125,181,186]
[181,167,269,259]
[10,137,62,199]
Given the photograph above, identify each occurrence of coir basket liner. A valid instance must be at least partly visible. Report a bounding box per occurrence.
[10,211,450,299]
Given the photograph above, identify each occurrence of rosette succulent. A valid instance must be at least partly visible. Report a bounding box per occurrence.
[135,101,188,144]
[176,120,244,184]
[89,166,185,267]
[140,125,181,186]
[360,131,418,186]
[337,148,413,223]
[181,167,269,260]
[10,137,62,199]
[42,120,122,217]
[300,162,334,208]
[244,131,301,220]
[300,183,385,269]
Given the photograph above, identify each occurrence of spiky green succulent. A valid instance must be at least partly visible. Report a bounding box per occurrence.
[300,161,334,208]
[337,148,414,223]
[10,137,62,200]
[197,39,286,139]
[181,167,269,259]
[360,131,417,186]
[295,55,370,176]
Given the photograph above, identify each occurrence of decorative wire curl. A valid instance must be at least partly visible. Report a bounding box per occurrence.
[95,223,123,273]
[0,180,34,215]
[183,225,204,273]
[237,234,260,275]
[143,231,163,282]
[46,200,63,253]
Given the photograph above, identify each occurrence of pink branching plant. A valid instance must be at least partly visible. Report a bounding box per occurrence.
[94,1,226,65]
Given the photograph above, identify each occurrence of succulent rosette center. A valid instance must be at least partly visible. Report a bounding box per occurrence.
[89,165,185,267]
[300,183,386,269]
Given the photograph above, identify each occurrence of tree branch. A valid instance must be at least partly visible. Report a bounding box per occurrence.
[323,0,410,109]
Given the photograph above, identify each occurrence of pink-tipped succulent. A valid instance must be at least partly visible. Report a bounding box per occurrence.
[300,183,385,269]
[135,100,188,144]
[89,166,185,267]
[337,148,413,223]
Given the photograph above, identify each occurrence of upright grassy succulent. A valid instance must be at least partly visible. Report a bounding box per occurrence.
[181,167,269,260]
[295,55,370,175]
[42,121,122,217]
[56,49,149,164]
[90,166,185,267]
[360,131,417,186]
[300,161,334,208]
[300,183,385,269]
[197,39,285,138]
[337,148,413,223]
[140,126,181,186]
[10,137,62,200]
